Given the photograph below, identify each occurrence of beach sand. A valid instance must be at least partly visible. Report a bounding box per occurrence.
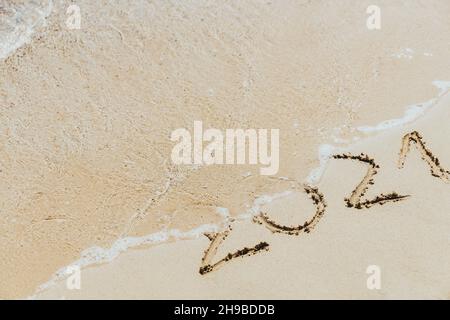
[35,92,450,300]
[0,0,449,299]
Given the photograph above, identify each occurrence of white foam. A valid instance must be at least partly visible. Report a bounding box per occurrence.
[216,206,231,219]
[391,48,414,59]
[0,0,53,60]
[306,80,450,184]
[357,81,450,133]
[29,190,293,298]
[391,49,436,59]
[432,80,450,94]
[356,101,433,133]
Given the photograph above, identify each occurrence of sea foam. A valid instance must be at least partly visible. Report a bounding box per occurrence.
[306,80,450,184]
[0,0,53,60]
[357,81,450,133]
[29,190,292,298]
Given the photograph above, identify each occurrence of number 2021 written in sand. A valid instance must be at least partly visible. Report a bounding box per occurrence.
[199,131,450,275]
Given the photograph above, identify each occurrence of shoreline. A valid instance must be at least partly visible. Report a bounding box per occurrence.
[2,0,450,299]
[30,82,450,299]
[35,90,450,300]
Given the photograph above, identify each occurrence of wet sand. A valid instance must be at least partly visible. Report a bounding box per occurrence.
[36,92,450,300]
[0,0,450,299]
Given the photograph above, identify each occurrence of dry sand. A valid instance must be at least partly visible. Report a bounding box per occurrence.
[0,0,449,299]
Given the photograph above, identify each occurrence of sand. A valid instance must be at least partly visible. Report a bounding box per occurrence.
[34,92,450,299]
[0,0,449,299]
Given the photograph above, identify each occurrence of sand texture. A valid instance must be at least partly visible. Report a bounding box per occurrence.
[0,0,449,299]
